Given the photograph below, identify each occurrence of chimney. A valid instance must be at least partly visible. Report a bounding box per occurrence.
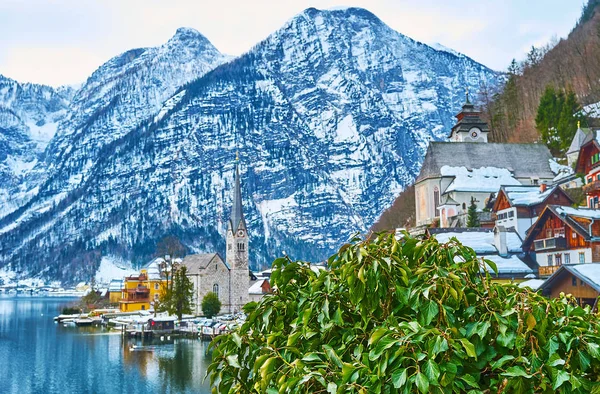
[540,183,547,193]
[494,226,508,257]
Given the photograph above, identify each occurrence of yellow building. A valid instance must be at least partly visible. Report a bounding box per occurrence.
[108,279,123,304]
[119,259,169,312]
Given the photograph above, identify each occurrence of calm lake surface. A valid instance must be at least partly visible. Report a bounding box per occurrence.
[0,295,213,394]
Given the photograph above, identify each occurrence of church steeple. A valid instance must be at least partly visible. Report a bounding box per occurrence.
[448,88,489,143]
[228,153,246,232]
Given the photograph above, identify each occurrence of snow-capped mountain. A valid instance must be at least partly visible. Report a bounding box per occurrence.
[0,75,74,215]
[0,7,501,283]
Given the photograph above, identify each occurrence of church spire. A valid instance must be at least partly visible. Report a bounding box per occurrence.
[228,153,245,232]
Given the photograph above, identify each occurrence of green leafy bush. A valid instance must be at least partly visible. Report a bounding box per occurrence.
[202,292,222,318]
[209,232,600,393]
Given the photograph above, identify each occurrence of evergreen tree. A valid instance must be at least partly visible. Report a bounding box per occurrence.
[202,292,222,318]
[467,197,479,228]
[159,265,194,320]
[536,85,584,155]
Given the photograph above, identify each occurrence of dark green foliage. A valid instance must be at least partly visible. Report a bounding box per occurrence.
[536,86,584,155]
[158,265,194,320]
[577,0,600,27]
[467,197,479,228]
[202,292,222,318]
[209,233,600,393]
[61,306,81,315]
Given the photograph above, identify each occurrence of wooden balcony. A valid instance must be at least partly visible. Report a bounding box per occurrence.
[583,180,600,194]
[533,236,567,251]
[539,265,560,277]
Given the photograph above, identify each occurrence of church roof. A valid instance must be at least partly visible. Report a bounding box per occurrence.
[566,126,591,155]
[416,142,555,183]
[181,253,228,272]
[228,159,246,231]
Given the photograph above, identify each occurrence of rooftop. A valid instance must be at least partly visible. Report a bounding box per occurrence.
[429,228,522,254]
[441,166,521,193]
[501,185,562,207]
[417,142,555,183]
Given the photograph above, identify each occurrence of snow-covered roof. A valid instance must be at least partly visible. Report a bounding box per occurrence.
[431,229,522,254]
[549,159,574,182]
[417,142,555,183]
[502,185,556,207]
[481,255,533,275]
[567,264,600,292]
[249,279,269,295]
[441,166,521,193]
[554,206,600,220]
[518,279,545,290]
[108,279,123,292]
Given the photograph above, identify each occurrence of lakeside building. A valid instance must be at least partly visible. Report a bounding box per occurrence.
[415,95,558,228]
[180,156,250,314]
[119,259,168,312]
[108,279,123,304]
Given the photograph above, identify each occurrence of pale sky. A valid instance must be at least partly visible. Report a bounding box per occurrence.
[0,0,585,87]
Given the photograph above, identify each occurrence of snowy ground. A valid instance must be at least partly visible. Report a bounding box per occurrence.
[95,256,137,285]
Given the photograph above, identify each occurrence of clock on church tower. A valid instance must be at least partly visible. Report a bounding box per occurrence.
[448,92,489,143]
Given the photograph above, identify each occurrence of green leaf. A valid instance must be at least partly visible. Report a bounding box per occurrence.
[369,327,388,346]
[302,353,322,362]
[526,313,536,331]
[392,369,407,389]
[459,338,477,359]
[420,300,439,326]
[552,370,569,390]
[548,337,560,356]
[416,372,430,394]
[424,359,440,383]
[323,345,343,368]
[432,336,449,356]
[491,355,514,370]
[226,354,241,368]
[327,382,337,394]
[502,366,532,378]
[548,353,565,367]
[588,342,600,359]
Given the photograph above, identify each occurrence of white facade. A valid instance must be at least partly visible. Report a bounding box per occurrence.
[535,248,590,267]
[495,206,538,239]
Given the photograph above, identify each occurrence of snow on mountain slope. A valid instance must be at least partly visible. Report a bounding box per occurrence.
[0,8,501,283]
[0,75,73,215]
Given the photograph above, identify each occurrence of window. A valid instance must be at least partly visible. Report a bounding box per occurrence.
[462,203,466,210]
[547,255,553,266]
[546,229,553,238]
[564,253,570,265]
[572,232,577,239]
[154,293,159,301]
[554,228,565,238]
[555,254,562,266]
[597,174,600,181]
[572,276,578,286]
[532,179,539,185]
[238,242,245,251]
[433,187,440,214]
[588,177,593,184]
[228,244,232,250]
[215,264,218,271]
[580,252,586,264]
[508,211,514,218]
[154,283,159,290]
[141,305,145,310]
[213,284,219,298]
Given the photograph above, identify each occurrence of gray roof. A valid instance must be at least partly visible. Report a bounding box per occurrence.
[540,263,600,293]
[181,253,228,272]
[228,160,246,231]
[566,127,591,155]
[416,142,555,183]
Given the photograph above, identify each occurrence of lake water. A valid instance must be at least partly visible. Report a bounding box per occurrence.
[0,295,213,394]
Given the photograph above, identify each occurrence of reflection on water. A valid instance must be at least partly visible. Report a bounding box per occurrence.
[0,295,212,394]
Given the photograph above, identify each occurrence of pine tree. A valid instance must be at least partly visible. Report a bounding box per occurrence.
[159,265,194,320]
[467,197,479,228]
[535,86,583,155]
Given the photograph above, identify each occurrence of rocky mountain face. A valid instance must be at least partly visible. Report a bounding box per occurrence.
[0,75,74,215]
[0,8,501,283]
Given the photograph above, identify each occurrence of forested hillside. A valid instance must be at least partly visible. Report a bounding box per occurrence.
[486,0,600,143]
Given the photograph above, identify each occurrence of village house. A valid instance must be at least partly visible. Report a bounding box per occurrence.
[248,278,272,303]
[538,263,600,309]
[108,279,123,304]
[415,95,558,228]
[492,184,573,239]
[119,258,169,312]
[575,129,600,208]
[522,206,600,278]
[427,227,534,282]
[180,156,250,315]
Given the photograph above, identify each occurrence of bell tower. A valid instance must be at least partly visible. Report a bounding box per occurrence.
[226,153,249,312]
[449,89,489,143]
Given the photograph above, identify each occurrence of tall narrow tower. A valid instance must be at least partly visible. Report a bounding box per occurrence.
[226,154,249,313]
